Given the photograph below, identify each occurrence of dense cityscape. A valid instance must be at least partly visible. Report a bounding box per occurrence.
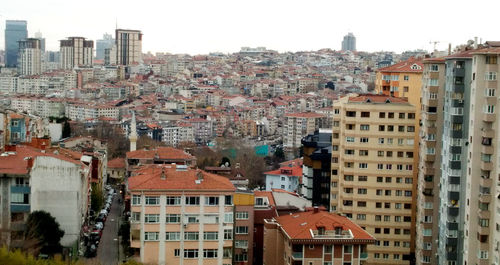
[0,15,499,265]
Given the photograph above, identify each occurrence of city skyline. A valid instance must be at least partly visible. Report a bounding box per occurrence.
[1,0,499,55]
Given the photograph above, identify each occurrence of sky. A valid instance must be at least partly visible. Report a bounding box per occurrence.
[1,0,499,55]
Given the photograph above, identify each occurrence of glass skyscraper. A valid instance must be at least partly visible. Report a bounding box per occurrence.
[5,20,28,67]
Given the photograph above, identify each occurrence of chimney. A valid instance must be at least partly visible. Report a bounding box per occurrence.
[313,206,319,213]
[196,169,203,181]
[160,168,166,180]
[448,43,452,56]
[26,157,34,169]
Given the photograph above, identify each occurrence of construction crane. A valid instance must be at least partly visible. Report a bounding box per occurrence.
[429,41,440,51]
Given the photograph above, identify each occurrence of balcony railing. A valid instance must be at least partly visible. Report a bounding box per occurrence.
[292,252,303,259]
[360,252,368,260]
[312,229,353,239]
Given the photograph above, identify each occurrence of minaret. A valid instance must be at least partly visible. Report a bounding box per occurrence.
[129,112,138,152]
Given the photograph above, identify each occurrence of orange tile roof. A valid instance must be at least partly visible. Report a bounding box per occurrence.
[348,94,409,104]
[279,158,303,167]
[128,165,235,191]
[126,147,195,160]
[0,145,80,175]
[275,210,375,241]
[377,57,424,73]
[254,190,276,206]
[285,112,325,118]
[264,166,302,177]
[108,157,126,168]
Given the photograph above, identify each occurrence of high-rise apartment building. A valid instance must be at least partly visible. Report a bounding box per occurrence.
[283,112,325,150]
[59,37,93,69]
[341,32,356,52]
[128,164,236,265]
[115,29,142,66]
[415,57,446,265]
[331,94,418,265]
[17,38,42,76]
[5,20,28,67]
[463,42,500,265]
[96,33,114,60]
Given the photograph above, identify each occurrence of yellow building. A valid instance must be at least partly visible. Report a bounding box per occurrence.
[331,94,418,265]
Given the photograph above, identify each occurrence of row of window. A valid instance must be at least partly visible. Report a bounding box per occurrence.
[173,248,231,259]
[133,213,234,224]
[334,161,414,171]
[374,227,411,235]
[132,195,233,206]
[382,75,411,81]
[374,240,411,248]
[344,124,415,132]
[341,175,413,184]
[343,149,413,158]
[145,230,234,241]
[333,138,414,147]
[343,188,413,197]
[343,201,412,209]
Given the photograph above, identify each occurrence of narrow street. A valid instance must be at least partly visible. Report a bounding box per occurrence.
[96,195,121,265]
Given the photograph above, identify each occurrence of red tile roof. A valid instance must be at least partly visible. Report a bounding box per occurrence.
[108,158,126,168]
[126,147,195,161]
[128,165,235,191]
[264,166,302,177]
[377,57,424,73]
[275,210,375,241]
[285,112,325,118]
[348,94,409,104]
[279,158,303,167]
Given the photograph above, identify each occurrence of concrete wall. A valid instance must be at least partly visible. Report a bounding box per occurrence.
[30,156,83,246]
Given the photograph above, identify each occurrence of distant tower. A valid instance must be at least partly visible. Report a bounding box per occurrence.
[59,37,94,69]
[17,38,42,75]
[129,112,138,152]
[5,20,28,67]
[341,32,356,51]
[115,29,142,66]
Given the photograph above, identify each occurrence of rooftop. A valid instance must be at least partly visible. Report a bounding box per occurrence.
[377,57,424,73]
[126,147,195,161]
[348,94,410,104]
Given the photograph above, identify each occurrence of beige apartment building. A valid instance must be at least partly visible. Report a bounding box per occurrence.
[415,57,446,264]
[116,29,142,66]
[283,112,326,150]
[59,37,93,69]
[331,94,418,265]
[465,43,500,265]
[128,164,235,265]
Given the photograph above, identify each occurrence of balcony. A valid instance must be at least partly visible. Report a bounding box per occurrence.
[447,221,458,230]
[425,112,437,121]
[11,186,31,193]
[477,225,490,235]
[453,68,465,76]
[446,237,458,246]
[481,145,494,155]
[360,253,368,260]
[479,192,491,203]
[481,129,495,138]
[447,252,458,260]
[11,204,30,213]
[448,207,459,216]
[312,229,353,239]
[480,176,492,186]
[483,113,496,123]
[292,252,303,259]
[448,191,459,201]
[130,239,140,249]
[480,161,493,171]
[477,208,490,219]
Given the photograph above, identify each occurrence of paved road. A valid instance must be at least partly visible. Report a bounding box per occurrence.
[97,195,121,265]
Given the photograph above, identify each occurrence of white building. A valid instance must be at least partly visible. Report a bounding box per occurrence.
[60,37,93,70]
[116,29,142,66]
[17,38,42,76]
[264,165,302,193]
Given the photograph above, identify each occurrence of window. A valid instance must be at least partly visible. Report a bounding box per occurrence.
[166,196,181,205]
[379,112,385,118]
[225,195,232,205]
[132,195,141,205]
[236,211,249,220]
[165,232,180,241]
[423,216,432,223]
[395,216,401,222]
[346,111,356,117]
[479,250,488,259]
[399,113,405,119]
[387,125,394,132]
[11,193,29,204]
[234,253,248,262]
[388,112,394,118]
[235,240,248,248]
[486,88,496,97]
[346,137,355,143]
[357,214,366,220]
[166,214,181,223]
[205,196,219,206]
[407,126,415,132]
[430,64,439,71]
[344,245,352,254]
[405,191,412,197]
[358,176,367,181]
[132,212,141,222]
[485,72,497,81]
[485,56,497,64]
[203,232,218,240]
[398,126,405,132]
[186,215,199,223]
[203,249,218,258]
[359,150,368,156]
[357,201,367,207]
[184,249,198,258]
[377,176,383,182]
[360,137,369,143]
[361,111,370,117]
[345,149,355,155]
[145,196,159,205]
[379,125,385,131]
[144,232,159,241]
[224,229,233,240]
[484,105,495,114]
[479,219,489,227]
[235,226,249,234]
[223,247,232,258]
[186,196,200,205]
[429,79,438,86]
[174,249,180,257]
[144,214,160,223]
[422,229,432,236]
[224,212,233,223]
[346,124,355,130]
[403,86,409,92]
[378,138,384,144]
[15,178,29,187]
[358,188,367,194]
[324,245,332,253]
[359,163,367,169]
[360,124,369,130]
[184,232,199,240]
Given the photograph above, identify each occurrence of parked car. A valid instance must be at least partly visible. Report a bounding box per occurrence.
[96,213,106,223]
[94,222,104,230]
[85,244,97,258]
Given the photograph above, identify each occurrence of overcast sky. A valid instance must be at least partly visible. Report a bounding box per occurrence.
[1,0,498,55]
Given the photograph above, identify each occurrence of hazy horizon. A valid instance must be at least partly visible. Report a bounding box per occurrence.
[1,0,499,55]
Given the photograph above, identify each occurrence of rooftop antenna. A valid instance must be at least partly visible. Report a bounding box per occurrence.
[429,41,440,52]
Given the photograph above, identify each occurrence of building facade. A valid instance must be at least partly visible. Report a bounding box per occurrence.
[341,32,356,52]
[5,20,28,67]
[415,57,446,265]
[59,37,93,69]
[283,112,326,150]
[331,94,418,265]
[96,33,114,60]
[263,208,375,265]
[116,29,142,66]
[17,38,42,76]
[128,165,236,265]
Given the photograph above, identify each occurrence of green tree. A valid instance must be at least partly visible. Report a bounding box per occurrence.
[62,121,71,139]
[24,211,65,256]
[91,183,104,213]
